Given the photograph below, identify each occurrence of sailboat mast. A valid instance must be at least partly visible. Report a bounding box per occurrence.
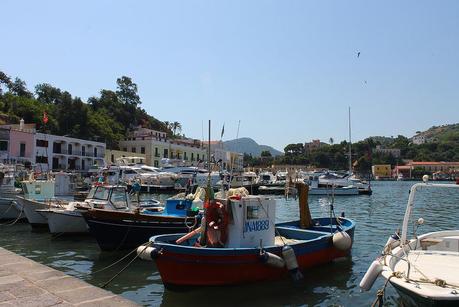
[348,106,352,175]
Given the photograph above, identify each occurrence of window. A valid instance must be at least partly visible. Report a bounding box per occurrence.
[93,187,110,200]
[34,184,41,195]
[247,206,259,219]
[35,156,48,164]
[110,187,128,209]
[155,147,159,157]
[197,154,200,161]
[191,152,194,161]
[154,160,159,167]
[68,144,72,155]
[163,148,168,158]
[111,154,114,163]
[0,140,7,151]
[132,147,136,153]
[184,152,187,160]
[36,140,48,147]
[141,147,145,154]
[19,143,26,157]
[82,146,85,156]
[94,147,98,157]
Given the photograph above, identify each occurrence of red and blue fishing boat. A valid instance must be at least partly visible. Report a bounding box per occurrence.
[138,184,356,287]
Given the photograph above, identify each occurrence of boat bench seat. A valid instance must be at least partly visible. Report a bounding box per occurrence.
[276,226,331,241]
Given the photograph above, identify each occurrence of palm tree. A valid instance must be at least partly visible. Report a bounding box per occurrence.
[329,137,334,145]
[164,121,171,131]
[172,121,182,136]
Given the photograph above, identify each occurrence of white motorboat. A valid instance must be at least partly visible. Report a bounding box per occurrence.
[360,176,459,306]
[275,171,288,185]
[318,172,371,194]
[305,174,359,196]
[37,185,162,234]
[256,171,276,185]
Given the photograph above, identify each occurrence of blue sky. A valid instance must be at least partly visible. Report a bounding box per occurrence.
[2,1,459,150]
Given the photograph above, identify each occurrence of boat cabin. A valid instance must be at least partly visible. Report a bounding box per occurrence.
[84,185,132,210]
[221,196,276,248]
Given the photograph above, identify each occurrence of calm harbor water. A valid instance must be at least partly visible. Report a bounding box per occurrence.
[1,181,458,306]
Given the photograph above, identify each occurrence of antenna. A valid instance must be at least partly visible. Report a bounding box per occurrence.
[228,120,241,190]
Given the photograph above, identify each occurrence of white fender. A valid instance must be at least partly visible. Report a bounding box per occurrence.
[282,245,303,280]
[383,233,400,253]
[260,251,285,268]
[137,246,158,261]
[333,231,352,251]
[359,260,383,291]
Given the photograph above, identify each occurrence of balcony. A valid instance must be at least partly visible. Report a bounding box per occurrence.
[53,149,68,155]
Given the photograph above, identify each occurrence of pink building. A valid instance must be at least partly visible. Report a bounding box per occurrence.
[8,128,35,163]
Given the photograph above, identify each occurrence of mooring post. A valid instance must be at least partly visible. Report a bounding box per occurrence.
[296,182,312,229]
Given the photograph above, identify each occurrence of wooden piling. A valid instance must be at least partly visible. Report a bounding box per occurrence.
[296,182,312,229]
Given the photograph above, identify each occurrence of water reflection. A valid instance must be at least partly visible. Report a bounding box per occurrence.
[1,181,458,306]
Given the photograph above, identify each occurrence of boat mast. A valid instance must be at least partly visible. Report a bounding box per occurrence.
[205,120,212,201]
[348,106,352,175]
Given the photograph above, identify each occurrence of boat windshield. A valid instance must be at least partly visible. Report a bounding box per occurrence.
[91,186,110,200]
[110,187,128,209]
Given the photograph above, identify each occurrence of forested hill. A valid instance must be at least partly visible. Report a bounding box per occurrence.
[414,124,459,143]
[0,71,168,148]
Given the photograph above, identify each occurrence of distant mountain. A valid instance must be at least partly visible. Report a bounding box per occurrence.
[223,137,283,157]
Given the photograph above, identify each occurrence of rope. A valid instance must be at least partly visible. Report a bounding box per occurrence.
[100,241,152,288]
[256,198,286,246]
[371,272,400,307]
[0,201,15,218]
[0,202,24,226]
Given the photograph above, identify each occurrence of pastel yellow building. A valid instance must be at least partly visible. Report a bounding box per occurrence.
[118,127,206,167]
[372,164,391,179]
[105,149,146,165]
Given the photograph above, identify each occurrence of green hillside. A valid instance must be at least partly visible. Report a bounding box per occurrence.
[0,70,170,148]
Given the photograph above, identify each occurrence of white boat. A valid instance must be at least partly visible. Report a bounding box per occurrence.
[38,202,88,234]
[0,164,24,219]
[305,174,359,196]
[318,172,371,192]
[14,176,71,226]
[360,176,459,306]
[275,171,288,185]
[256,171,276,185]
[37,185,162,234]
[218,171,258,189]
[173,169,221,191]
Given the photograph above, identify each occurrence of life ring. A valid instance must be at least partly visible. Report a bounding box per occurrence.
[204,200,229,247]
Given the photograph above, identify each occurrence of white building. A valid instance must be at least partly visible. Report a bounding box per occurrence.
[412,134,427,145]
[34,133,106,172]
[0,122,106,172]
[210,141,244,171]
[373,145,401,158]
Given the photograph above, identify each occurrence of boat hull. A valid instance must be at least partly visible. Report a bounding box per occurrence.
[40,210,88,234]
[0,197,24,220]
[151,218,355,287]
[15,197,50,226]
[308,187,359,195]
[392,282,459,307]
[83,209,199,251]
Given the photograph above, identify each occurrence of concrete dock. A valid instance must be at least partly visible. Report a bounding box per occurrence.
[0,247,138,306]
